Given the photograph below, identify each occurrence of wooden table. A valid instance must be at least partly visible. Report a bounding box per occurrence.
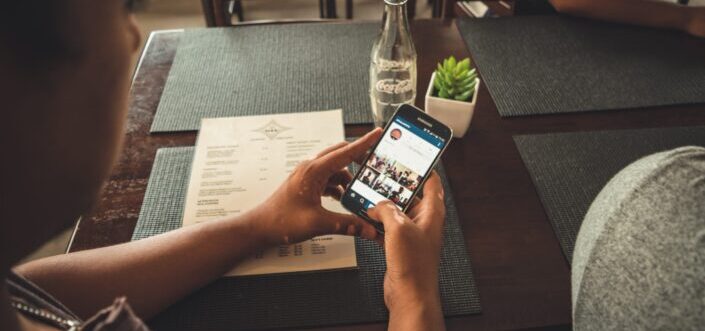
[68,19,705,331]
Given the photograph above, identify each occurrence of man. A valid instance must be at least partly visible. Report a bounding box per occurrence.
[0,1,448,330]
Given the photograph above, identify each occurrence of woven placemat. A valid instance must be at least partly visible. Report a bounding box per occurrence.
[133,146,480,330]
[150,23,380,133]
[514,126,705,262]
[457,16,705,117]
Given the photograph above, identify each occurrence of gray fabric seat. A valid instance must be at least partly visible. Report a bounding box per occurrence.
[572,146,705,331]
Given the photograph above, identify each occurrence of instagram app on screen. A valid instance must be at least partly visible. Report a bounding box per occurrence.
[350,117,444,210]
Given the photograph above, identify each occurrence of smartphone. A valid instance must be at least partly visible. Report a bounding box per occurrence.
[341,104,452,233]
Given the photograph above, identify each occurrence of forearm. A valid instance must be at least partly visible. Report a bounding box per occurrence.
[388,292,445,331]
[550,0,692,33]
[14,209,271,320]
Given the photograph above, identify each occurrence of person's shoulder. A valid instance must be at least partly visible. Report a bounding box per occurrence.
[624,146,705,202]
[578,145,705,248]
[592,145,705,212]
[572,146,705,330]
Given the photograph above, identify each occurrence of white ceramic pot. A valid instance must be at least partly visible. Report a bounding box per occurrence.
[424,72,480,138]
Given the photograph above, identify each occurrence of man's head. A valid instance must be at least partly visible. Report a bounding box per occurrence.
[0,1,141,268]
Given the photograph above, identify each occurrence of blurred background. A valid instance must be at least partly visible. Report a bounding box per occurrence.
[137,0,434,43]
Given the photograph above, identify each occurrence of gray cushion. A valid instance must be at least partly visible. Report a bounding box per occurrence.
[573,146,705,330]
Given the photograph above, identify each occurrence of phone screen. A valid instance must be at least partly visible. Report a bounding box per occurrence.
[346,113,448,211]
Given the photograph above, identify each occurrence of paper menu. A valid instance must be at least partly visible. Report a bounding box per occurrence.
[181,110,357,276]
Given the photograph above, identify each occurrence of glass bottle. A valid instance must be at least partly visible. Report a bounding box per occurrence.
[369,0,417,128]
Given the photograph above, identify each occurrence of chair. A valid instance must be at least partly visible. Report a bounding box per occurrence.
[201,0,354,26]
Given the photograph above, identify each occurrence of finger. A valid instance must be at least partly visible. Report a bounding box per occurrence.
[316,141,349,158]
[328,168,354,188]
[317,141,369,166]
[367,200,409,231]
[348,214,384,247]
[312,128,382,177]
[360,228,384,248]
[321,210,378,241]
[422,171,444,204]
[323,185,345,201]
[407,195,422,211]
[354,150,371,166]
[358,214,386,246]
[415,171,445,230]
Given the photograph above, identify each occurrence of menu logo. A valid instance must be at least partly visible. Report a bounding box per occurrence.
[253,120,291,140]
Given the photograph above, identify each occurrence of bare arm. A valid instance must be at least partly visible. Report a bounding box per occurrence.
[13,129,382,321]
[368,173,447,331]
[550,0,705,37]
[15,212,267,320]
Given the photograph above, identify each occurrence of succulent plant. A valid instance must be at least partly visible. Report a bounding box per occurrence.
[433,56,478,102]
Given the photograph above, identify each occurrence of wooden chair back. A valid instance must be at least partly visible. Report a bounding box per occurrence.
[201,0,355,26]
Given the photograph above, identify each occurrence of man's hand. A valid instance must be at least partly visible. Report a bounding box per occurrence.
[250,128,382,246]
[367,172,447,331]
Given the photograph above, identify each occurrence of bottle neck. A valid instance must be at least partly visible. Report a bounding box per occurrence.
[382,0,410,35]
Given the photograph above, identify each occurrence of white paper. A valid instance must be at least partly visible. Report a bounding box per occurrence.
[182,109,357,276]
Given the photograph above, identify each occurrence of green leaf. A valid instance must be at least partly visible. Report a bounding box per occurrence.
[459,75,474,86]
[438,89,450,99]
[464,81,477,93]
[437,63,444,72]
[437,70,447,83]
[455,89,472,101]
[448,56,457,70]
[467,68,477,79]
[455,69,469,80]
[457,58,470,71]
[440,79,451,91]
[433,74,444,91]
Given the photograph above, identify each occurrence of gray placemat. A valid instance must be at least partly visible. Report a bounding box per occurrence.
[150,23,380,133]
[514,126,705,262]
[457,16,705,117]
[133,147,480,330]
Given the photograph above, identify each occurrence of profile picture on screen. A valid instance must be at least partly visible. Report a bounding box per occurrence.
[390,128,402,141]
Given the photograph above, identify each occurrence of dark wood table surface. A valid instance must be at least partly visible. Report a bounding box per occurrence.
[68,19,705,331]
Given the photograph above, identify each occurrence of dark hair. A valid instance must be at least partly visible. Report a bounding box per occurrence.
[0,2,75,71]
